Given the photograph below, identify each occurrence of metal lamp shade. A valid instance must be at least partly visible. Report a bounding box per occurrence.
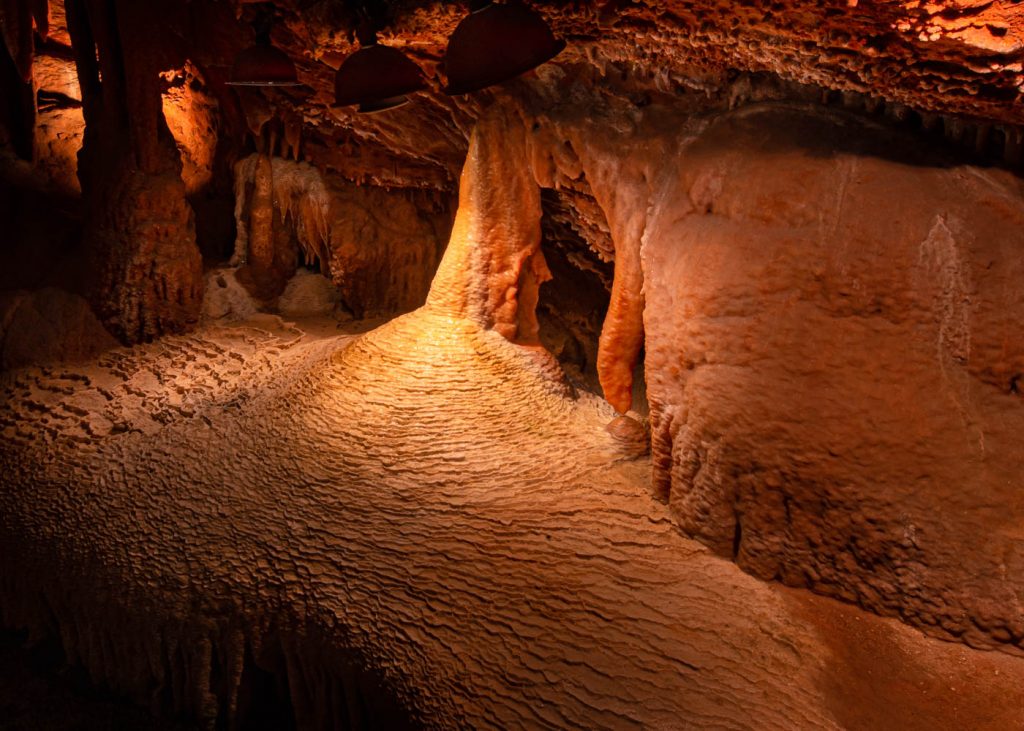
[226,43,300,87]
[443,1,565,95]
[333,44,427,114]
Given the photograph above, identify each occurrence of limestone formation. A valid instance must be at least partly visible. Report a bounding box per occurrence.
[233,154,451,317]
[641,103,1024,651]
[65,0,204,343]
[201,267,258,323]
[0,287,117,369]
[0,0,1023,727]
[278,269,342,318]
[464,97,1024,653]
[3,262,1024,731]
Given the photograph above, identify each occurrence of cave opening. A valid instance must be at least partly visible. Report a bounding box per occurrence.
[2,1,1024,729]
[536,186,612,396]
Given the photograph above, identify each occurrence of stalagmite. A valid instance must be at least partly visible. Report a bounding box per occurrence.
[248,152,276,274]
[60,0,202,343]
[426,105,548,343]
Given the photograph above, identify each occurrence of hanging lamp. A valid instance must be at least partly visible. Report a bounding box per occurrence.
[442,0,566,96]
[226,12,301,87]
[333,24,426,113]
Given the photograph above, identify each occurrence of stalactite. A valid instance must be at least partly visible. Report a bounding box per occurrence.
[519,100,666,416]
[274,160,331,268]
[283,111,302,162]
[233,154,332,273]
[231,153,446,317]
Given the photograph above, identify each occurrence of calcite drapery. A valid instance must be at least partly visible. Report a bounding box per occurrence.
[232,154,450,317]
[510,91,1024,653]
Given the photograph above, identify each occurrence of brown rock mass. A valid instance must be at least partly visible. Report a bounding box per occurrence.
[65,0,203,343]
[427,105,548,343]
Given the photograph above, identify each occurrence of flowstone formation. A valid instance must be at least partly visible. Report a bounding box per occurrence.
[641,103,1024,651]
[464,85,1024,652]
[65,0,205,343]
[6,0,1024,342]
[233,155,450,316]
[3,109,1024,730]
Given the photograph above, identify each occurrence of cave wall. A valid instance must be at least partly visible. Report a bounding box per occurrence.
[0,0,466,343]
[460,93,1024,652]
[641,104,1024,650]
[6,0,1024,341]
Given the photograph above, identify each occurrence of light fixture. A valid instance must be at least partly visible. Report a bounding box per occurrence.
[443,0,566,96]
[226,12,301,87]
[333,26,426,113]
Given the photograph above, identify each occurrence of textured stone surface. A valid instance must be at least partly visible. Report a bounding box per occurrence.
[161,63,219,198]
[446,96,1024,655]
[1,4,1023,723]
[246,0,1024,197]
[3,309,1024,729]
[426,104,549,344]
[200,267,258,323]
[8,0,1024,343]
[278,269,341,318]
[64,0,206,343]
[83,167,204,343]
[1,98,1023,730]
[643,103,1024,652]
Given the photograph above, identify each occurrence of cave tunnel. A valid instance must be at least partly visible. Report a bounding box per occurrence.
[1,0,1024,729]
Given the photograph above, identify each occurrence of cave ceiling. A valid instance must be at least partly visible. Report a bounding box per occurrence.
[212,0,1024,190]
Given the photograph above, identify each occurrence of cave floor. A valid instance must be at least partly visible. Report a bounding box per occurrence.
[1,310,1023,730]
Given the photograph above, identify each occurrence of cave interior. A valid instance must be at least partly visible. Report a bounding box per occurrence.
[1,0,1024,729]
